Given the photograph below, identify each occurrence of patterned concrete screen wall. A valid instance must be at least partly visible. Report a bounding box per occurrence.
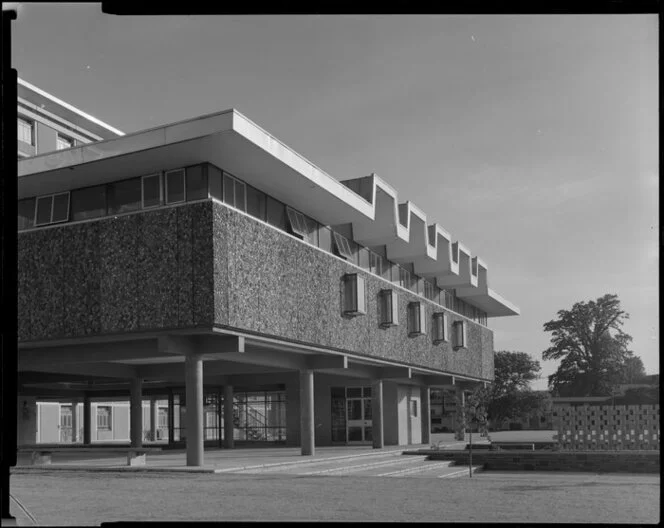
[553,404,660,451]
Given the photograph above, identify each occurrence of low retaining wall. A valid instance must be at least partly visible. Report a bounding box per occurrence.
[424,450,660,473]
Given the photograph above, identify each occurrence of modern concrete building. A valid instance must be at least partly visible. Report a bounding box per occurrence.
[16,84,520,465]
[16,77,124,159]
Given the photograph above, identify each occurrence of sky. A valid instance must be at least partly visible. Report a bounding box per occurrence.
[10,6,659,390]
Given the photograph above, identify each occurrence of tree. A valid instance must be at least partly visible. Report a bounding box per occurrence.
[486,351,546,429]
[462,386,490,478]
[493,351,542,396]
[542,294,639,397]
[621,356,647,385]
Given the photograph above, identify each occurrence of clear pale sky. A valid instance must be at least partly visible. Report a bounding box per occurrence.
[11,6,659,390]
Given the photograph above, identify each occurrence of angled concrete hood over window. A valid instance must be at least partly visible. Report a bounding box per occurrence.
[18,108,519,318]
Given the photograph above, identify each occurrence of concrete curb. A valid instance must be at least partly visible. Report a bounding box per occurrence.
[12,465,221,474]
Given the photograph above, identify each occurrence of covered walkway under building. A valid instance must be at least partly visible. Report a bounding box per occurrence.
[18,331,482,466]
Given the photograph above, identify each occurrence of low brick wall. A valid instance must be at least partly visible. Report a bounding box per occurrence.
[425,450,660,473]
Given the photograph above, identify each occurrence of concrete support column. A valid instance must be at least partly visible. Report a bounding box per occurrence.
[130,377,143,448]
[299,369,315,456]
[83,395,91,445]
[167,390,175,444]
[149,396,157,442]
[454,386,466,441]
[71,400,79,444]
[421,386,431,446]
[223,384,234,449]
[17,397,38,446]
[371,380,384,449]
[185,354,204,466]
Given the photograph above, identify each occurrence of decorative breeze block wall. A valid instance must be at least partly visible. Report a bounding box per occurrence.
[553,404,660,451]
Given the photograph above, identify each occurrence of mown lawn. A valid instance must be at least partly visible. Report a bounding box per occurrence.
[10,470,659,524]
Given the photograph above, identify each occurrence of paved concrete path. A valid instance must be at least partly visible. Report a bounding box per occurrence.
[14,439,485,478]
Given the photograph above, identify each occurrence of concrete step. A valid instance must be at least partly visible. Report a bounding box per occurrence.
[228,450,404,474]
[297,455,429,476]
[372,460,455,477]
[438,465,484,479]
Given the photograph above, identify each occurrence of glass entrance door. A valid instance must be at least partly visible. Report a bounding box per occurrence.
[346,387,372,444]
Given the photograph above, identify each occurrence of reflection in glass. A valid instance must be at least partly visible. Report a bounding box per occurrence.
[347,399,362,421]
[348,427,363,442]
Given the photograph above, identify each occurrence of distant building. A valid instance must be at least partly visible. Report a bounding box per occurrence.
[16,77,123,160]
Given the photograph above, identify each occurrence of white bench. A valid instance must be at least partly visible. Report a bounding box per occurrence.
[18,446,162,466]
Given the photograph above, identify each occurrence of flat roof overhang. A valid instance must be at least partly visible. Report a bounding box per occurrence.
[17,328,488,387]
[18,109,372,227]
[18,108,518,318]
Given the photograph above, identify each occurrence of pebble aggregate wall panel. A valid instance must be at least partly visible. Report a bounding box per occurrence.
[213,202,494,378]
[17,202,214,341]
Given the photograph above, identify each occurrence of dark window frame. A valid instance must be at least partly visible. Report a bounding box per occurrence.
[141,173,162,209]
[165,168,186,204]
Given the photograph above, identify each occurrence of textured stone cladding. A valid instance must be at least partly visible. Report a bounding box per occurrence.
[212,202,494,379]
[17,202,214,341]
[426,450,661,473]
[553,404,660,451]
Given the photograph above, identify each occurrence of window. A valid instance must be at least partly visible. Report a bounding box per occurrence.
[34,192,70,226]
[222,172,246,212]
[318,225,334,254]
[399,266,412,290]
[35,196,53,226]
[71,185,107,221]
[369,251,383,277]
[18,117,33,145]
[303,216,319,246]
[108,178,141,215]
[408,302,426,336]
[343,273,366,316]
[18,198,35,230]
[433,312,449,344]
[142,174,162,208]
[246,185,267,221]
[358,248,370,270]
[453,320,467,349]
[56,135,73,150]
[186,165,208,202]
[266,196,287,230]
[379,289,399,327]
[166,169,186,204]
[97,406,112,430]
[333,232,353,260]
[411,400,418,417]
[286,207,309,239]
[208,164,223,201]
[158,408,168,428]
[424,280,436,301]
[60,406,72,428]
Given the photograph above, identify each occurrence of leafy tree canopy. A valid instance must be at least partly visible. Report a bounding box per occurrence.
[543,294,642,397]
[493,351,541,396]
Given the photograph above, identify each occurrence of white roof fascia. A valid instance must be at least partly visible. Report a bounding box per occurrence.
[18,78,125,137]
